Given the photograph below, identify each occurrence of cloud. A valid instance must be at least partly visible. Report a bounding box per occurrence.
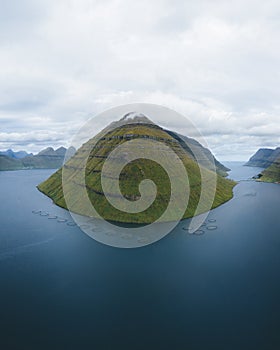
[0,0,280,160]
[0,0,47,43]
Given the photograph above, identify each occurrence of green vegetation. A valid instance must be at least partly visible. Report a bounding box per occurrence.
[246,147,280,184]
[38,120,236,224]
[260,158,280,183]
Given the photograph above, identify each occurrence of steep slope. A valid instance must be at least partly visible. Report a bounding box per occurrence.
[246,147,280,168]
[259,157,280,183]
[38,116,236,224]
[164,130,230,176]
[91,111,230,175]
[246,147,280,183]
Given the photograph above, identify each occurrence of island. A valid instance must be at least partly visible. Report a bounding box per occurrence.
[38,113,236,224]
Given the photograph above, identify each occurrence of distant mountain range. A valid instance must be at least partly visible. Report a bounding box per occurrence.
[246,147,280,183]
[0,149,33,159]
[0,147,76,171]
[164,130,230,177]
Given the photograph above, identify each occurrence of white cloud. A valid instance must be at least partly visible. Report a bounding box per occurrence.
[0,0,280,160]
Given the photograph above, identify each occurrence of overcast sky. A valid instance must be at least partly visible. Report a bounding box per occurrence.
[0,0,280,160]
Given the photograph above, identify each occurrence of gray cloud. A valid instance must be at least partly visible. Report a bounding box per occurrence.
[0,0,280,160]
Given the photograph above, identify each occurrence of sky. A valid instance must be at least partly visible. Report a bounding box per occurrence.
[0,0,280,161]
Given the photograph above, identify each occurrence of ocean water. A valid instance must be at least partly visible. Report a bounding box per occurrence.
[0,165,280,349]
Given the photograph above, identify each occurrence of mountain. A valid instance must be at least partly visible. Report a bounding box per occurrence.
[246,147,280,183]
[21,147,68,169]
[259,157,280,183]
[0,149,32,159]
[38,114,236,224]
[245,147,280,168]
[0,155,24,171]
[260,159,280,183]
[82,111,229,176]
[0,147,76,171]
[164,130,230,176]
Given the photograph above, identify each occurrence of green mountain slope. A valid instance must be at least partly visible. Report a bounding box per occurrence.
[38,117,236,224]
[164,130,230,176]
[260,157,280,183]
[246,147,280,183]
[21,147,67,169]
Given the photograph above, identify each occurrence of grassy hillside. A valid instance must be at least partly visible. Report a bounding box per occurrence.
[38,122,236,224]
[164,130,230,177]
[260,158,280,183]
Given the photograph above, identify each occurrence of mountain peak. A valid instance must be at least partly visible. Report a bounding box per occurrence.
[37,147,55,156]
[55,146,67,155]
[119,112,154,124]
[121,111,147,120]
[0,149,32,159]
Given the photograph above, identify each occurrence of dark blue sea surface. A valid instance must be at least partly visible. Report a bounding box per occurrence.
[0,166,280,349]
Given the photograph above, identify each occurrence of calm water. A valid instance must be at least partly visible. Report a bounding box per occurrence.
[223,161,265,181]
[0,165,280,349]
